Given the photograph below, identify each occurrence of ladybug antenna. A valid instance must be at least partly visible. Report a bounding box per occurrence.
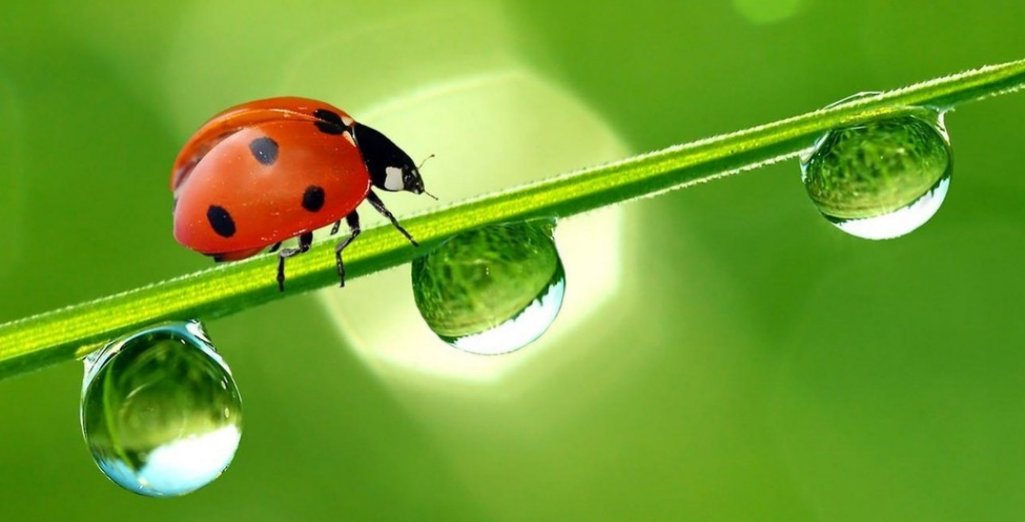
[416,154,435,172]
[414,154,437,199]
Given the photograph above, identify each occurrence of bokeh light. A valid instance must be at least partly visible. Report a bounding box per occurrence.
[319,69,630,384]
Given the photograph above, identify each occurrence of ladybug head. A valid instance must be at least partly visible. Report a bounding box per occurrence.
[355,123,429,196]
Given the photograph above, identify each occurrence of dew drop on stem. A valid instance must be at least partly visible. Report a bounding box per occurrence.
[80,321,242,497]
[411,220,567,355]
[801,96,953,240]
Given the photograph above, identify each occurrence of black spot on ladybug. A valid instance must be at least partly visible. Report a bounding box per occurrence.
[207,205,236,238]
[302,185,326,212]
[313,109,346,135]
[249,136,279,165]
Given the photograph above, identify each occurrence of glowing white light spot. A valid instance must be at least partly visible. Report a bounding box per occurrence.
[97,426,241,497]
[137,426,240,495]
[318,69,630,384]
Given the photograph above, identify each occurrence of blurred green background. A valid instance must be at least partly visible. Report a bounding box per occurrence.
[2,1,1025,520]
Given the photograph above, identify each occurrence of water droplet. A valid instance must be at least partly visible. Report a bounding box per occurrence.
[80,321,242,497]
[412,220,566,355]
[800,106,952,240]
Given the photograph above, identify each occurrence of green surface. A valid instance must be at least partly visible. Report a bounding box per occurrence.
[2,1,1025,520]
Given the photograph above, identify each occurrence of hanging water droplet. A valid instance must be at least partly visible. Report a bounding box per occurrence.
[80,321,242,497]
[411,220,566,355]
[800,105,952,240]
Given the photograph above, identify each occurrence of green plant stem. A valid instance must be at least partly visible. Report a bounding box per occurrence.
[2,59,1024,379]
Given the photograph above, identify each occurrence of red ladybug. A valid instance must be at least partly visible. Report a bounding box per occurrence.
[171,97,431,291]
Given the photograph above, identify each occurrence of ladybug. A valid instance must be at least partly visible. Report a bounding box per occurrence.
[171,96,432,291]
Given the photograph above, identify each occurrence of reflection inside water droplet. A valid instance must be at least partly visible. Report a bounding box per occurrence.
[412,220,566,355]
[800,105,952,240]
[80,321,242,497]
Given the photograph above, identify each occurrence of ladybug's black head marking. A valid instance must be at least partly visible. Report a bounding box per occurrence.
[355,123,428,196]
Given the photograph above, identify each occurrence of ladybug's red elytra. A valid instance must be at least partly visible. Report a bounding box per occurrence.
[171,96,431,291]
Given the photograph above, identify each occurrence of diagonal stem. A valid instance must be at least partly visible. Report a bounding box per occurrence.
[1,58,1024,379]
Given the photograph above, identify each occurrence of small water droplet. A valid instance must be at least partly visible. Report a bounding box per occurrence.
[80,321,242,497]
[800,103,952,240]
[411,220,566,355]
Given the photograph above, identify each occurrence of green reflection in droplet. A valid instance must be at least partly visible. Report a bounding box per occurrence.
[412,221,566,355]
[800,108,952,240]
[80,321,242,497]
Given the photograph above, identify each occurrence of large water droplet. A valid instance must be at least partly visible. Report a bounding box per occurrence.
[80,321,242,497]
[800,107,952,240]
[412,220,566,355]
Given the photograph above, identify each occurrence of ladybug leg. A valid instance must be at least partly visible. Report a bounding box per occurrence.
[330,220,342,236]
[334,211,361,287]
[268,242,282,253]
[366,190,419,247]
[276,231,314,292]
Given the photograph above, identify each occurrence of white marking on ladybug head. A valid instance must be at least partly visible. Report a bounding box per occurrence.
[342,115,354,126]
[343,131,356,147]
[384,166,405,191]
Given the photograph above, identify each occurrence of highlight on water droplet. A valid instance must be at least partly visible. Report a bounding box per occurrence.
[411,220,566,356]
[80,321,242,497]
[800,100,952,240]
